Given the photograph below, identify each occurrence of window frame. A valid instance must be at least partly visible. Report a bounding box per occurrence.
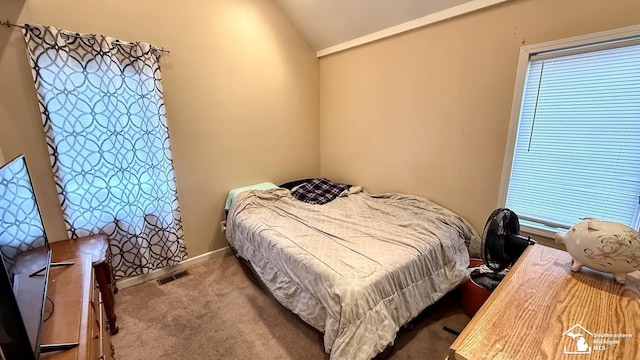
[498,24,640,238]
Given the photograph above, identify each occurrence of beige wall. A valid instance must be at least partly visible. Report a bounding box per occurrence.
[319,0,640,233]
[0,0,319,256]
[3,0,639,259]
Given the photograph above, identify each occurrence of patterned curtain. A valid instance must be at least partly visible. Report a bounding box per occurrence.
[22,25,187,278]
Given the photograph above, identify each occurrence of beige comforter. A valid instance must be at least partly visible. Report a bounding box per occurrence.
[226,187,479,360]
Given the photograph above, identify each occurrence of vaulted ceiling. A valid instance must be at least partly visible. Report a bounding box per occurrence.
[274,0,482,55]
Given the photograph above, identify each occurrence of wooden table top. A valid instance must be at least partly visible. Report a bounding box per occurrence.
[449,244,640,360]
[50,234,109,264]
[40,256,92,359]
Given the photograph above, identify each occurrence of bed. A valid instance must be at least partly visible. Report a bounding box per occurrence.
[225,179,480,360]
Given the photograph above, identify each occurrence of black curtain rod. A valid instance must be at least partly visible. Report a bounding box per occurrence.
[1,19,170,54]
[1,19,27,30]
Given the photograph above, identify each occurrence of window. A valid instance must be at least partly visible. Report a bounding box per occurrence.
[500,26,640,236]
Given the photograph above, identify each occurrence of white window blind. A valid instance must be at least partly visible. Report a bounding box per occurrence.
[506,41,640,231]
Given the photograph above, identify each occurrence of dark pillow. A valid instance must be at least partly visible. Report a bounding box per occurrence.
[279,178,317,190]
[290,178,351,205]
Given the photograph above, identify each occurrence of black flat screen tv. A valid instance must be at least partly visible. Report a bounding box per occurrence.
[0,155,52,360]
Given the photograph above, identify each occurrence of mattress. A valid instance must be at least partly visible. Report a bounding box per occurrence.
[226,186,479,360]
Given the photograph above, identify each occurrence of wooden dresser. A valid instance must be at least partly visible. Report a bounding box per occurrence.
[39,235,117,360]
[49,235,118,335]
[39,256,114,360]
[449,245,640,360]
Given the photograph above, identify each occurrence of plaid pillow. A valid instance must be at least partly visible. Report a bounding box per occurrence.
[291,178,350,205]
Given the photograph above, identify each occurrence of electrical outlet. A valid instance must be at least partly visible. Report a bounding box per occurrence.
[220,220,227,233]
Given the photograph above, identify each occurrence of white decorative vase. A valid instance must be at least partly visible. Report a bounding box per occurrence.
[555,219,640,284]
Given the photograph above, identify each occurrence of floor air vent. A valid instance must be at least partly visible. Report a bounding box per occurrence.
[157,270,190,285]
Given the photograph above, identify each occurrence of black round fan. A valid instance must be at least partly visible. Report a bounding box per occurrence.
[481,208,536,272]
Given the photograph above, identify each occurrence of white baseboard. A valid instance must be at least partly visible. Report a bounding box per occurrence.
[116,246,232,289]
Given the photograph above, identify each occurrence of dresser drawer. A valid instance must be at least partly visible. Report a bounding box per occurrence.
[43,236,119,360]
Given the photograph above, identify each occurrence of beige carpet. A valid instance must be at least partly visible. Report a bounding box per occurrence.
[111,254,470,360]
